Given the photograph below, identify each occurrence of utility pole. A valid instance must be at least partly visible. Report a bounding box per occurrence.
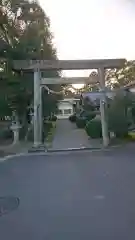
[98,67,109,147]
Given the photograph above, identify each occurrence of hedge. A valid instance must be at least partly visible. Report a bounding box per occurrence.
[69,114,76,122]
[85,118,102,138]
[76,118,86,128]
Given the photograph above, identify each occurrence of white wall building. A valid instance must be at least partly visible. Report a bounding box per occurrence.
[57,98,80,119]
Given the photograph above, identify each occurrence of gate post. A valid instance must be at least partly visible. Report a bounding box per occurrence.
[39,84,42,144]
[33,68,41,147]
[98,67,109,147]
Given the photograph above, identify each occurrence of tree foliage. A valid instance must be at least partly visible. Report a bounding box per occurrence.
[105,60,135,89]
[79,60,135,91]
[42,88,58,118]
[0,0,61,119]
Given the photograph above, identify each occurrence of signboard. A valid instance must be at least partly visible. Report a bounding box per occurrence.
[13,58,126,70]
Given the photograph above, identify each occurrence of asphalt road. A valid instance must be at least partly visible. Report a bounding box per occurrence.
[0,148,135,239]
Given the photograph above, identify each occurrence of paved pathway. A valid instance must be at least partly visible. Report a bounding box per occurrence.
[51,119,91,150]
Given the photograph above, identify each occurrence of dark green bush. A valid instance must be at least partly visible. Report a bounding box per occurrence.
[108,115,129,138]
[0,128,13,140]
[50,115,57,121]
[131,104,135,123]
[76,118,86,128]
[43,121,53,139]
[86,112,96,121]
[80,110,96,121]
[69,114,76,122]
[108,94,130,138]
[85,118,102,138]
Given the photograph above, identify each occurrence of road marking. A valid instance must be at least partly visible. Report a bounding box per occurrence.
[0,153,26,162]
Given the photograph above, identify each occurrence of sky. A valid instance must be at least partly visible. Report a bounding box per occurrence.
[39,0,135,79]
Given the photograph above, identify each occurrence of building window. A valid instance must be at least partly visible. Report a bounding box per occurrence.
[64,109,72,115]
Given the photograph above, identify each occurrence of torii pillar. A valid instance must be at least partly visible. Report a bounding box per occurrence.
[33,68,42,147]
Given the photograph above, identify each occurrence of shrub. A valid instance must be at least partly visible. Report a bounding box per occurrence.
[131,104,135,123]
[85,118,102,138]
[86,112,96,121]
[108,93,130,138]
[69,114,76,122]
[0,128,13,140]
[80,110,96,121]
[76,118,86,128]
[51,115,57,121]
[108,114,129,138]
[43,121,53,139]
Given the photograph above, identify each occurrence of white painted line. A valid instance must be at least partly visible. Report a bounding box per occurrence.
[0,153,27,162]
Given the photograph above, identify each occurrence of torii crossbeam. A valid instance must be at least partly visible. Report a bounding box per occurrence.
[13,59,125,70]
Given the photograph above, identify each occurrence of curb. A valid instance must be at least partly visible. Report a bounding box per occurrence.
[47,146,101,152]
[28,144,47,153]
[28,143,123,153]
[0,143,124,162]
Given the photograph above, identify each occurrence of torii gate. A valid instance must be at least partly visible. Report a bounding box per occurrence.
[13,59,126,148]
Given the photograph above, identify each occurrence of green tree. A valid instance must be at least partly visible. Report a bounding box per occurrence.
[0,0,61,121]
[105,60,135,89]
[42,88,59,118]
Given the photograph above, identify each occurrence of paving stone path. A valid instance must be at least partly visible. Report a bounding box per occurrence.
[51,119,91,150]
